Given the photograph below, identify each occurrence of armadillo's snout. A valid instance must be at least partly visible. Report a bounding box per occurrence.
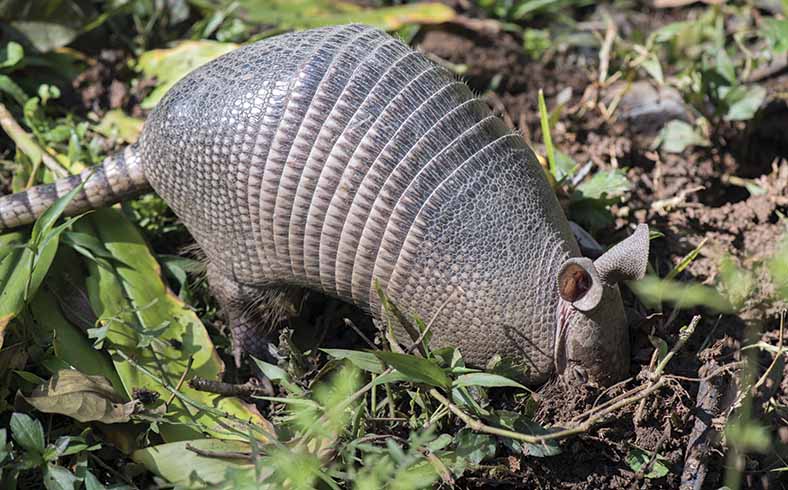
[554,225,650,386]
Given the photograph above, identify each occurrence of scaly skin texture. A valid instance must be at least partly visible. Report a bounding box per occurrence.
[0,24,648,386]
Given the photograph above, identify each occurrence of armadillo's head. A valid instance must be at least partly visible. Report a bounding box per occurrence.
[554,224,649,386]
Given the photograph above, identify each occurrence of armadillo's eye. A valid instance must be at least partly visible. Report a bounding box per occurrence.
[558,263,592,303]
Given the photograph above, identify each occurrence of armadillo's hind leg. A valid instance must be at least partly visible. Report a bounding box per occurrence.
[206,263,292,368]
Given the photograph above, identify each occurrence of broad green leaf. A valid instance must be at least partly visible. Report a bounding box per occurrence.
[133,439,260,488]
[654,120,710,153]
[8,22,78,52]
[83,471,107,490]
[715,49,736,84]
[43,464,79,490]
[576,169,631,199]
[490,410,560,457]
[235,0,454,32]
[137,41,239,109]
[631,276,733,313]
[640,54,663,84]
[625,447,670,479]
[374,352,451,389]
[78,209,273,443]
[723,85,766,121]
[0,42,23,69]
[763,18,788,54]
[252,358,304,395]
[453,373,526,390]
[454,429,497,466]
[21,370,137,424]
[9,412,45,454]
[321,348,385,374]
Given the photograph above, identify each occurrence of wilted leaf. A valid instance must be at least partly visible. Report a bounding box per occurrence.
[453,373,526,390]
[631,276,733,313]
[654,120,710,153]
[235,0,454,31]
[9,412,45,454]
[625,447,669,479]
[21,369,137,424]
[133,439,258,488]
[374,352,451,389]
[321,348,385,374]
[137,41,239,109]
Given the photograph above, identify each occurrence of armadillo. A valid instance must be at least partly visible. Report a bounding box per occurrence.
[0,24,649,386]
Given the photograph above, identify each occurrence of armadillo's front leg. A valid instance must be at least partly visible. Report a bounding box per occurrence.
[206,263,283,368]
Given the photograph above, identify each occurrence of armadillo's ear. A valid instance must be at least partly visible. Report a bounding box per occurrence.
[558,257,603,312]
[593,224,650,285]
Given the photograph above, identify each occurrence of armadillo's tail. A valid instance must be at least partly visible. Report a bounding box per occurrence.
[0,143,151,230]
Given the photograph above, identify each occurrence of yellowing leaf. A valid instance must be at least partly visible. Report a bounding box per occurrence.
[94,110,143,144]
[133,439,261,488]
[236,0,455,31]
[137,41,239,109]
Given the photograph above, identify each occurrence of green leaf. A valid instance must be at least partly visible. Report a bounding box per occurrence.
[454,429,497,465]
[374,352,451,389]
[133,439,260,487]
[763,18,788,54]
[453,373,526,390]
[654,120,710,153]
[83,471,107,490]
[43,464,79,490]
[137,41,239,109]
[625,447,670,479]
[235,0,454,32]
[93,110,144,144]
[252,357,304,395]
[576,169,631,199]
[715,49,736,84]
[21,370,137,424]
[631,276,733,313]
[77,209,274,443]
[0,42,24,70]
[321,348,385,374]
[726,421,771,453]
[490,411,560,457]
[640,54,664,84]
[723,85,766,121]
[0,74,28,105]
[9,412,45,454]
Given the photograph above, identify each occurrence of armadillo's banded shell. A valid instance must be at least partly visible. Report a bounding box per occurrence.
[141,24,577,382]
